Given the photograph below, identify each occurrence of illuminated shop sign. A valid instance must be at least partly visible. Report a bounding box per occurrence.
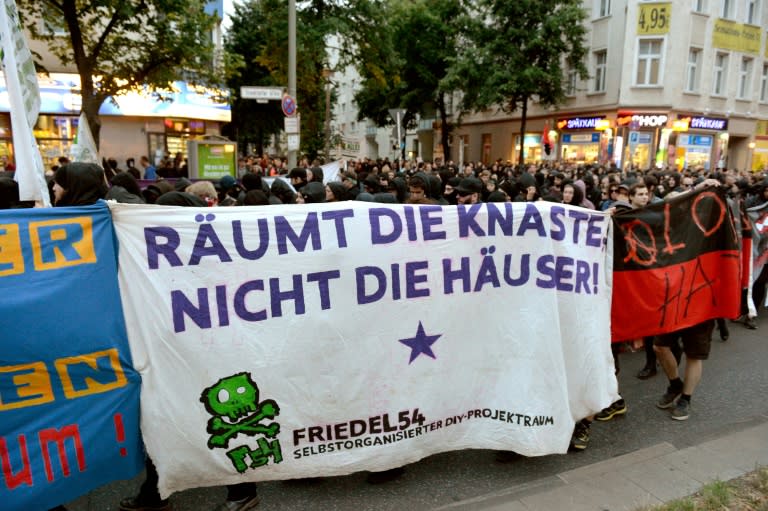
[0,73,231,122]
[617,113,668,128]
[556,116,605,130]
[561,133,600,143]
[685,116,728,131]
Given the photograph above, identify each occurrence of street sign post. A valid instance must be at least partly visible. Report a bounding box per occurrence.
[240,86,284,103]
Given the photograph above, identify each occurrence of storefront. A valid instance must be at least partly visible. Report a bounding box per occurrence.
[0,72,230,171]
[674,115,729,171]
[512,134,543,163]
[556,116,604,164]
[616,112,668,170]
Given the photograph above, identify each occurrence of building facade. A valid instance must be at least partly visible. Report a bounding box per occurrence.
[438,0,768,172]
[0,1,229,172]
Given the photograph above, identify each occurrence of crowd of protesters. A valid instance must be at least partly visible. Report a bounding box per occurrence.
[1,153,767,511]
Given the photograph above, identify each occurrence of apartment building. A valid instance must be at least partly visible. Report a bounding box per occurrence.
[433,0,768,172]
[0,1,228,171]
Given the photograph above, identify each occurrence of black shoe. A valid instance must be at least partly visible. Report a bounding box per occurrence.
[569,421,590,451]
[595,399,627,421]
[636,365,657,379]
[719,323,729,341]
[366,467,405,484]
[745,317,757,330]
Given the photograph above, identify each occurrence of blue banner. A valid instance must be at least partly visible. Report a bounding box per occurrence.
[0,202,142,511]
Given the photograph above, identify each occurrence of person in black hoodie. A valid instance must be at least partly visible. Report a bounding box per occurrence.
[52,163,108,206]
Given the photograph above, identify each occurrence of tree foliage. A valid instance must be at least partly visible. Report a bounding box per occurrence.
[444,0,589,164]
[18,0,221,148]
[225,0,343,160]
[345,0,466,161]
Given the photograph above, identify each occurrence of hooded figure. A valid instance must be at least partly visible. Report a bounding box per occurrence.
[574,179,596,209]
[53,163,108,206]
[142,179,175,204]
[0,176,20,209]
[301,181,326,203]
[270,178,295,204]
[107,172,146,204]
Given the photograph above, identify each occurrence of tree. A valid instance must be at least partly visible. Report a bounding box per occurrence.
[223,0,284,155]
[224,0,343,160]
[18,0,220,148]
[444,0,589,165]
[346,0,466,162]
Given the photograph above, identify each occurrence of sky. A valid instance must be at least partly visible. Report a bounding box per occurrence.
[222,0,235,31]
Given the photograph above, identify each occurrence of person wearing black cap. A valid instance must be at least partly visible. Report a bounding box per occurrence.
[454,177,483,205]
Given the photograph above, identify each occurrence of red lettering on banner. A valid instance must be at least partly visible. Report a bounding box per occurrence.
[662,203,686,255]
[691,191,725,237]
[0,435,33,489]
[39,425,86,482]
[612,250,740,340]
[622,219,657,266]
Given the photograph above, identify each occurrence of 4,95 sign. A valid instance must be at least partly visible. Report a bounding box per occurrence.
[637,3,671,35]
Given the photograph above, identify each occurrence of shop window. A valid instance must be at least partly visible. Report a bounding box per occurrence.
[686,48,701,92]
[593,50,607,93]
[712,52,729,96]
[738,57,753,99]
[760,63,768,102]
[635,38,663,86]
[692,0,707,13]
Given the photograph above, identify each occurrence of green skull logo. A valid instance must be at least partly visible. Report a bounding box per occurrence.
[201,372,259,421]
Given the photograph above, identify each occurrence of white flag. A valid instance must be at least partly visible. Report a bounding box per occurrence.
[321,159,342,183]
[0,0,50,206]
[70,111,100,164]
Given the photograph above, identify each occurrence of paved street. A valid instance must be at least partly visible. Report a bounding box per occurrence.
[69,316,768,511]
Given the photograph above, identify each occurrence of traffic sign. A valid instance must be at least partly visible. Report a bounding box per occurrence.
[284,116,299,134]
[282,95,298,116]
[240,86,284,102]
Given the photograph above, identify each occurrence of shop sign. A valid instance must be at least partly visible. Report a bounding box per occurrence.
[712,18,760,55]
[556,116,604,130]
[685,116,728,131]
[629,132,653,144]
[617,113,668,128]
[680,135,713,147]
[561,133,600,143]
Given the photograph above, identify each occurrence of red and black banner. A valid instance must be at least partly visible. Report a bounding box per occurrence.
[611,188,741,341]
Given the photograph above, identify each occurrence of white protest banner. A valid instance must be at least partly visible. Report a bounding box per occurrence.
[0,0,50,205]
[109,201,618,497]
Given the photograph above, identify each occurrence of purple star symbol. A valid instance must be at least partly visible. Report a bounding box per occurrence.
[398,321,441,364]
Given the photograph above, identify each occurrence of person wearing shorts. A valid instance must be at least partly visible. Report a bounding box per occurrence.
[653,320,714,421]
